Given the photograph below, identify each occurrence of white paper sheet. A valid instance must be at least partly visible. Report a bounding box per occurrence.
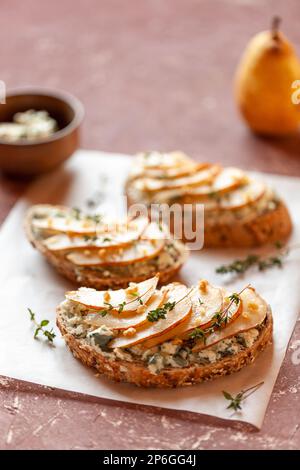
[0,149,299,429]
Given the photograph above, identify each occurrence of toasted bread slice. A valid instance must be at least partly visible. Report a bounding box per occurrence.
[56,278,272,388]
[25,205,188,290]
[126,151,292,248]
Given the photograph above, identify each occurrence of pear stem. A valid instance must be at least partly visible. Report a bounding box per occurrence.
[271,16,281,40]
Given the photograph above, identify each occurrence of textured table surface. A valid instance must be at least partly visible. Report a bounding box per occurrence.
[0,0,300,450]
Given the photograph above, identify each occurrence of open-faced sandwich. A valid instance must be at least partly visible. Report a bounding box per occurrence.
[56,275,272,388]
[125,151,292,247]
[25,205,188,289]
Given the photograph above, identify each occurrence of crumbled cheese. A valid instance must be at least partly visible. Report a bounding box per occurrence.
[148,354,164,375]
[240,329,259,348]
[160,341,179,355]
[114,348,133,362]
[126,283,138,296]
[137,305,146,314]
[0,109,57,142]
[198,349,217,363]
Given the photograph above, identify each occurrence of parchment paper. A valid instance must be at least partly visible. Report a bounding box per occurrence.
[0,149,299,429]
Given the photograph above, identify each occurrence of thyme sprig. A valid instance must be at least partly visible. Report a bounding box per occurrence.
[189,285,250,344]
[28,308,56,343]
[216,242,300,277]
[147,301,176,322]
[147,288,194,323]
[91,287,150,317]
[222,381,264,412]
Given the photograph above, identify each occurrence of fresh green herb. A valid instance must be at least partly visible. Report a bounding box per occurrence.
[215,242,300,276]
[83,235,98,243]
[189,328,206,343]
[54,211,65,218]
[208,191,221,202]
[216,254,260,275]
[126,291,144,305]
[147,301,176,322]
[98,302,114,317]
[28,308,56,343]
[222,381,264,412]
[71,207,81,220]
[86,214,102,224]
[102,237,112,242]
[228,293,240,305]
[89,288,152,318]
[117,301,126,313]
[198,298,204,306]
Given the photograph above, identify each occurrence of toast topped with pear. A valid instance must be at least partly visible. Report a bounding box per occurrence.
[125,151,292,247]
[25,204,188,289]
[56,275,272,388]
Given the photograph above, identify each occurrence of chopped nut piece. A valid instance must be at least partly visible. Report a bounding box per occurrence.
[123,327,136,337]
[172,338,183,345]
[198,279,208,293]
[248,302,258,311]
[126,283,138,296]
[137,305,146,314]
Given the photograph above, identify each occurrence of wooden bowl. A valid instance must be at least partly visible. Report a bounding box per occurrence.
[0,88,84,177]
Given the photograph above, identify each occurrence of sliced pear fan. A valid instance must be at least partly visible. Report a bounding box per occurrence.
[66,238,165,266]
[110,284,192,349]
[192,287,267,352]
[42,216,150,252]
[84,291,166,331]
[141,284,242,348]
[65,275,159,312]
[136,165,221,192]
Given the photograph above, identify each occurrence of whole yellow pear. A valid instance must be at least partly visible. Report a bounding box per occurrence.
[235,17,300,136]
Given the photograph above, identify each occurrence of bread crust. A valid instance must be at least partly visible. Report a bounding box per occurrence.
[25,206,188,289]
[56,305,272,388]
[126,184,292,248]
[203,201,292,248]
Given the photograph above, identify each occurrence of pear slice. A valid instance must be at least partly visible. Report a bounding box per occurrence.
[135,165,221,192]
[31,205,103,235]
[84,290,166,331]
[66,238,165,266]
[42,216,150,252]
[180,282,244,334]
[110,284,192,348]
[66,275,159,312]
[140,221,167,240]
[186,167,248,198]
[192,287,267,352]
[218,180,266,211]
[133,162,210,180]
